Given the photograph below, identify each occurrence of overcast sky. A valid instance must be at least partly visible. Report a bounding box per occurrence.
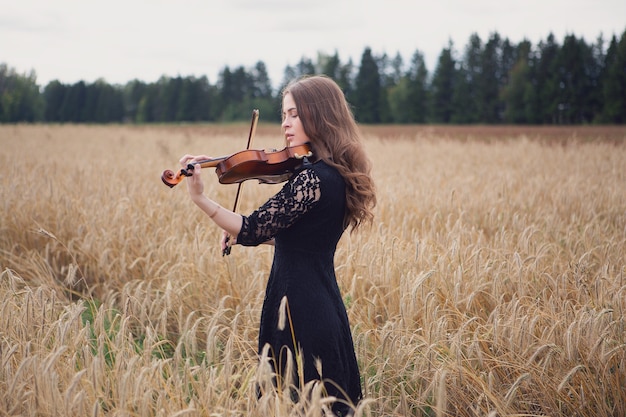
[2,0,625,89]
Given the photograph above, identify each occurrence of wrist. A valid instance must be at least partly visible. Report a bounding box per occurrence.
[190,193,207,205]
[209,203,221,218]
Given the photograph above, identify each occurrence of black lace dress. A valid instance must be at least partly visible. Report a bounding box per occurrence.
[237,159,362,411]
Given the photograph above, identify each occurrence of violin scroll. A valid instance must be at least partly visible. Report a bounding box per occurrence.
[161,161,207,188]
[161,165,193,188]
[161,169,179,188]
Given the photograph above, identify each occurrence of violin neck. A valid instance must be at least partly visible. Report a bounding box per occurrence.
[195,155,227,169]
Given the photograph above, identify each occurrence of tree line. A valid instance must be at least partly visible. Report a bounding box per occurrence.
[1,28,625,125]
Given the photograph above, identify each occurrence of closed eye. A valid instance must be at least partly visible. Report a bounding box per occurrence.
[282,108,298,121]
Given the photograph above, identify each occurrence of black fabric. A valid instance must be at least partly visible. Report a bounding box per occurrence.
[238,160,362,412]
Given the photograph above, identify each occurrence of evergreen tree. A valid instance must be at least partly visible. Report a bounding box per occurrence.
[555,34,594,123]
[387,77,412,123]
[59,81,87,122]
[386,53,408,123]
[316,51,354,95]
[217,67,241,120]
[176,77,197,122]
[192,75,218,122]
[43,80,66,122]
[451,62,472,123]
[354,47,381,123]
[280,65,298,92]
[499,37,517,87]
[501,40,533,123]
[217,67,234,118]
[136,83,158,123]
[459,33,483,123]
[601,31,626,122]
[123,80,147,122]
[319,51,341,80]
[295,57,316,78]
[390,52,404,86]
[376,52,392,123]
[248,62,276,120]
[430,42,456,123]
[535,33,561,123]
[0,64,44,122]
[481,33,503,123]
[337,58,355,104]
[251,61,273,99]
[406,50,429,123]
[587,35,606,121]
[82,81,99,122]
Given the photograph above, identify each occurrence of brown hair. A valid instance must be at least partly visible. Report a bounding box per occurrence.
[282,75,376,231]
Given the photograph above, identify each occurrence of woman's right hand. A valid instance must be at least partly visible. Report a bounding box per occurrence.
[221,230,236,252]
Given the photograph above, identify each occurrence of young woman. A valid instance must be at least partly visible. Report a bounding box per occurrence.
[179,75,376,415]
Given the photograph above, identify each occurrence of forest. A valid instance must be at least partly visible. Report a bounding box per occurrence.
[1,28,625,125]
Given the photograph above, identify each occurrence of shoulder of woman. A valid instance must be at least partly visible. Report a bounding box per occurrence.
[300,160,345,188]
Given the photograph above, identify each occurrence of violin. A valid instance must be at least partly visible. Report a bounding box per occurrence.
[162,109,311,257]
[161,143,313,188]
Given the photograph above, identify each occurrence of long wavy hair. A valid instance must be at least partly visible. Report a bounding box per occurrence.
[282,75,376,231]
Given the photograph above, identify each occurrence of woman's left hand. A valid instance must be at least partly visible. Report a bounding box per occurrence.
[179,154,211,199]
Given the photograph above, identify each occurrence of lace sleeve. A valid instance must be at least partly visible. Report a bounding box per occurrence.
[237,168,322,246]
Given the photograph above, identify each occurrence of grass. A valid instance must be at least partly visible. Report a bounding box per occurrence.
[1,123,625,416]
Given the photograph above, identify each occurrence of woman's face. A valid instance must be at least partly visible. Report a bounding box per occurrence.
[281,92,310,147]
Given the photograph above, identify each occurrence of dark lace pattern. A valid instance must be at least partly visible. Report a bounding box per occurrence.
[238,167,321,246]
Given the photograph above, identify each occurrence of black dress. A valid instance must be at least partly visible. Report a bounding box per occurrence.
[237,159,362,413]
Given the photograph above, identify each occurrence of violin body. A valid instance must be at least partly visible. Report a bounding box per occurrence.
[161,143,313,188]
[215,144,312,184]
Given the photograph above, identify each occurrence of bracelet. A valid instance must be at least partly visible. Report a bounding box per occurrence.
[209,204,220,219]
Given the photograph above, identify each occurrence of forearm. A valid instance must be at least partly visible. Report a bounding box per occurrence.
[191,194,243,237]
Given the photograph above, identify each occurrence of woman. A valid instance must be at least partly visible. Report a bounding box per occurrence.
[180,75,376,415]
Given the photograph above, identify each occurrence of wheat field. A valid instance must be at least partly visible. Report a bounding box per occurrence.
[1,124,625,416]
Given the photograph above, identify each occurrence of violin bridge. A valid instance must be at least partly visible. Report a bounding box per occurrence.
[294,151,313,159]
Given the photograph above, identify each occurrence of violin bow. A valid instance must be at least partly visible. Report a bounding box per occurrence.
[223,109,260,256]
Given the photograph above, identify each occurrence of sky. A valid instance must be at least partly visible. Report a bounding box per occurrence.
[2,0,625,90]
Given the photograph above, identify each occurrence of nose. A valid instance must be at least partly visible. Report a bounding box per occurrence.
[281,118,290,129]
